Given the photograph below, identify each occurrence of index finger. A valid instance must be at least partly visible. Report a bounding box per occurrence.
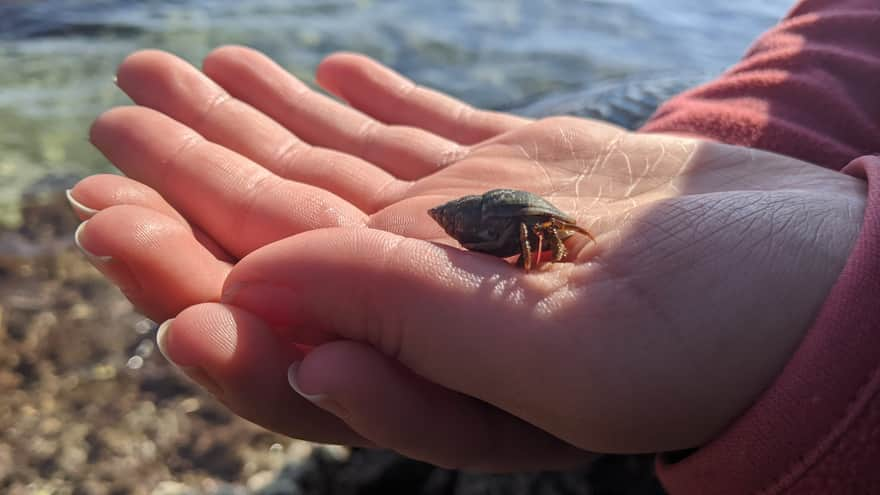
[316,52,532,144]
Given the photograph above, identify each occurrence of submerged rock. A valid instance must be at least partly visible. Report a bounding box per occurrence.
[516,72,712,129]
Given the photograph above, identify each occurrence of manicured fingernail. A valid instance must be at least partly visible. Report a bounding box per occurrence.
[287,361,324,401]
[157,319,224,397]
[74,221,142,294]
[156,319,174,362]
[65,189,100,218]
[74,221,112,263]
[288,362,347,417]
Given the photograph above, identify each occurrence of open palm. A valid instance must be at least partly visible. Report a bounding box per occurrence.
[73,47,865,470]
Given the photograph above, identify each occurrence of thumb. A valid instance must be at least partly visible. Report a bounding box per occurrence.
[221,227,601,462]
[220,228,588,426]
[221,228,705,454]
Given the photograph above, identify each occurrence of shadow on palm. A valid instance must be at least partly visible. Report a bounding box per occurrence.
[343,115,864,450]
[375,115,859,276]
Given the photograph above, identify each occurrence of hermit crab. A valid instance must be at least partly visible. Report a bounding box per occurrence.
[428,189,595,271]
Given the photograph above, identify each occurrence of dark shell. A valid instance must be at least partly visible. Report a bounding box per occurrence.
[427,193,483,239]
[478,189,575,223]
[428,189,576,257]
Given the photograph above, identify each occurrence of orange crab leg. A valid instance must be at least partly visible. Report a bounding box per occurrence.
[535,230,544,269]
[565,223,597,243]
[534,219,596,244]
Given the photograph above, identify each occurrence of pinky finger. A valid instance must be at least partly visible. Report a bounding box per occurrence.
[74,204,230,321]
[70,174,233,262]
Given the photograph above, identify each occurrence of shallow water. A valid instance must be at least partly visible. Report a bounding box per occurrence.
[0,1,798,491]
[0,0,791,226]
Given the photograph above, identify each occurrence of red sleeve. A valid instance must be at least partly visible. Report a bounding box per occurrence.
[641,0,880,171]
[639,1,880,493]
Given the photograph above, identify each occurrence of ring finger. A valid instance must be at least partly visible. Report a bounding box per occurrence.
[89,106,368,258]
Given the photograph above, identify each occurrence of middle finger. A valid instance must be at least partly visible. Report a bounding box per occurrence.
[116,49,409,212]
[201,46,468,180]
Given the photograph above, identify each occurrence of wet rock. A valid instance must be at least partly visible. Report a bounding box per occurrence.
[516,73,712,130]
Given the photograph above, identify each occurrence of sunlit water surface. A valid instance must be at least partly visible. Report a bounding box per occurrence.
[0,0,792,225]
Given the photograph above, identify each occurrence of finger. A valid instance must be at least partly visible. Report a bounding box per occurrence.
[227,227,775,454]
[317,52,532,144]
[69,174,232,261]
[159,303,368,445]
[68,174,183,222]
[74,205,230,322]
[115,50,407,212]
[290,340,592,470]
[220,228,616,450]
[89,106,367,258]
[202,45,467,180]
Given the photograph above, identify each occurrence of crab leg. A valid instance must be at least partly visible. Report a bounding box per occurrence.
[549,226,567,261]
[535,229,544,269]
[535,219,597,244]
[562,222,596,243]
[518,222,532,271]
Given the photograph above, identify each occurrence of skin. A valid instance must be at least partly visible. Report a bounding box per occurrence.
[71,46,867,471]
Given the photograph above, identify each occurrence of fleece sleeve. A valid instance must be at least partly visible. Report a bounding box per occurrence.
[639,0,880,493]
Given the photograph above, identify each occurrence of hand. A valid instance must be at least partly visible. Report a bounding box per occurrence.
[71,47,867,471]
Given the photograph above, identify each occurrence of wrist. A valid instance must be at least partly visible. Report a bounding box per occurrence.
[658,155,880,494]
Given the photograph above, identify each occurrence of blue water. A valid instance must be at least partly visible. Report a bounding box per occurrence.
[0,0,792,225]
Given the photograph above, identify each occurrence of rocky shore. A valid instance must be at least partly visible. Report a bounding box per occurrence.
[0,184,664,494]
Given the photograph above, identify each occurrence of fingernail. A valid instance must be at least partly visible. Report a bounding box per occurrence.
[156,319,174,362]
[74,220,142,294]
[74,221,113,263]
[157,319,224,397]
[65,189,100,219]
[288,362,347,417]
